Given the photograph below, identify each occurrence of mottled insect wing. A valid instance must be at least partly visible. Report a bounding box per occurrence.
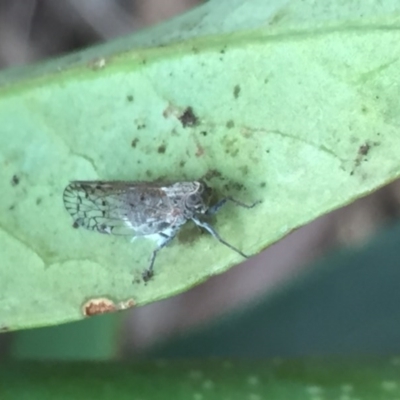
[62,180,196,237]
[63,181,140,236]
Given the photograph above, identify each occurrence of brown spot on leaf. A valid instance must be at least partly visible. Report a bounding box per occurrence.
[351,140,380,175]
[11,175,19,186]
[359,143,371,156]
[127,95,134,102]
[158,144,167,154]
[131,138,139,148]
[84,299,116,315]
[82,297,135,317]
[179,107,198,127]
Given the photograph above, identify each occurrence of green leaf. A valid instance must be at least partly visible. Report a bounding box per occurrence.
[2,359,400,399]
[2,0,400,330]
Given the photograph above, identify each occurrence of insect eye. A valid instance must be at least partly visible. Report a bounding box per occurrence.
[186,193,205,212]
[187,194,200,204]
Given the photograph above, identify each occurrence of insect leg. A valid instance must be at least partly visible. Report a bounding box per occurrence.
[191,217,249,258]
[142,232,177,283]
[206,196,261,216]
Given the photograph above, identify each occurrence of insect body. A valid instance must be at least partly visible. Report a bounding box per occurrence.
[63,180,259,282]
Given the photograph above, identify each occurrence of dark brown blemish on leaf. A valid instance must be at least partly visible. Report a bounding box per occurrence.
[179,160,186,168]
[359,143,371,156]
[233,85,241,99]
[357,140,379,158]
[11,175,19,186]
[158,144,167,154]
[36,197,42,206]
[72,221,80,229]
[179,107,198,127]
[131,138,139,148]
[83,298,115,316]
[127,94,134,102]
[351,140,380,175]
[200,131,207,136]
[82,298,135,317]
[260,182,266,188]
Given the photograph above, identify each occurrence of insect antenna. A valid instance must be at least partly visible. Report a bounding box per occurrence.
[207,196,261,216]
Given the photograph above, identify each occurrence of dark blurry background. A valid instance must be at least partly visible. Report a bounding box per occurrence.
[2,0,400,360]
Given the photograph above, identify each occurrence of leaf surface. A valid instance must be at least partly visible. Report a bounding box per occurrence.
[1,0,400,329]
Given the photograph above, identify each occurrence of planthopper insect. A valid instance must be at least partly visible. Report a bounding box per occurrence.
[63,180,260,282]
